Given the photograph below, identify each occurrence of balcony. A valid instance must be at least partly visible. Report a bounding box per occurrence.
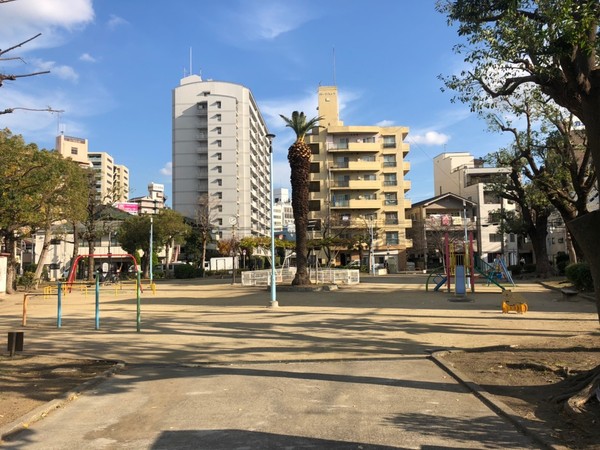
[327,142,380,152]
[331,199,382,209]
[330,161,380,171]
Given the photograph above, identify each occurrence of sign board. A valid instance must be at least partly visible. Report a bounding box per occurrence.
[114,202,140,215]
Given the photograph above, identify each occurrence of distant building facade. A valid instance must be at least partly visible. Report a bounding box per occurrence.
[172,75,271,240]
[306,86,412,270]
[433,152,518,264]
[55,134,129,204]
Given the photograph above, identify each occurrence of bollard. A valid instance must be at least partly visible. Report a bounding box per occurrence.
[8,331,24,357]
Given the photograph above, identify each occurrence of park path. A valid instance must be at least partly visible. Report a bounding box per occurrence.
[1,275,596,448]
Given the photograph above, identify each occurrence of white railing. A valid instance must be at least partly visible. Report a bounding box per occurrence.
[241,268,360,286]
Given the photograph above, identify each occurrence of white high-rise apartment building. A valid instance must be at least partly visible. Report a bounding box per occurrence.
[172,75,271,239]
[273,188,294,232]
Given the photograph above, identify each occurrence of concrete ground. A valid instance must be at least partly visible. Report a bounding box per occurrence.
[0,274,597,449]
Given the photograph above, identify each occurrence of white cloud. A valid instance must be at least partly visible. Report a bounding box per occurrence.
[217,1,315,42]
[160,162,172,176]
[107,14,129,30]
[79,53,97,63]
[408,131,450,146]
[0,0,94,50]
[32,58,78,82]
[376,120,395,127]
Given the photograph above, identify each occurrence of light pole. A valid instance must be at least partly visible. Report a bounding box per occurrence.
[463,200,470,289]
[149,216,153,282]
[266,133,278,308]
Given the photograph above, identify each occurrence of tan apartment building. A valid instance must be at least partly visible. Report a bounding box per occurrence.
[306,86,412,271]
[55,134,130,204]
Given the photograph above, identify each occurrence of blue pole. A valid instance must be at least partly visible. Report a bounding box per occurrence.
[266,134,278,308]
[136,270,141,332]
[57,281,62,328]
[95,271,100,330]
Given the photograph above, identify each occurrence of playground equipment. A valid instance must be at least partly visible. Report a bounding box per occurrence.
[426,232,516,294]
[501,290,528,314]
[65,253,139,292]
[22,271,145,332]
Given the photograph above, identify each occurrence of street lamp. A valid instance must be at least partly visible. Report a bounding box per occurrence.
[149,215,153,283]
[266,133,278,308]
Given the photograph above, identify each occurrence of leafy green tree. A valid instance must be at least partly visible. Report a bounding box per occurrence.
[153,209,190,264]
[117,215,155,278]
[0,129,48,292]
[30,152,88,287]
[437,0,600,324]
[279,111,322,285]
[437,0,600,414]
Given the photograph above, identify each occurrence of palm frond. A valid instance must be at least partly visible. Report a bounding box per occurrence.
[279,111,322,141]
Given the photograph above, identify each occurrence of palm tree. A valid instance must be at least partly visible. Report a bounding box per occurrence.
[279,111,322,285]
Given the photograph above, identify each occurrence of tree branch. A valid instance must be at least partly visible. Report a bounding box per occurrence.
[0,106,64,115]
[0,33,42,57]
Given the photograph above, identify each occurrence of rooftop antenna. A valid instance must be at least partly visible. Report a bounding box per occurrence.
[332,47,336,86]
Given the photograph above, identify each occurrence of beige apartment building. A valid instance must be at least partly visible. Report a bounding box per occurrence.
[172,75,271,240]
[433,152,517,265]
[306,86,412,271]
[55,134,129,203]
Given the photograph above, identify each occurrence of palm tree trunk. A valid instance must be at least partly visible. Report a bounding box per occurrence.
[290,156,311,285]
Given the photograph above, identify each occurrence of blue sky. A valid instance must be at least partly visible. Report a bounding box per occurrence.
[0,0,512,204]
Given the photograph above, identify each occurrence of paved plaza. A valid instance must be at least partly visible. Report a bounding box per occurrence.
[0,275,597,449]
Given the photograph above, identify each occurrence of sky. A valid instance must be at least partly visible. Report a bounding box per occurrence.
[0,0,513,205]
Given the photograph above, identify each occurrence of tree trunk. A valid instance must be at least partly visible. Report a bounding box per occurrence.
[290,157,311,285]
[568,211,600,324]
[529,231,552,278]
[33,225,52,289]
[4,233,18,294]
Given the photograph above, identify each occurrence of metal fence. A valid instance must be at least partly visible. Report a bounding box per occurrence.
[241,268,360,286]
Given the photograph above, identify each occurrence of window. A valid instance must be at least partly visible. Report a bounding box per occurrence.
[310,162,320,173]
[215,192,222,199]
[489,233,502,242]
[361,155,376,162]
[363,136,376,143]
[197,102,207,110]
[337,138,349,149]
[215,114,222,121]
[216,127,222,135]
[386,232,399,245]
[216,179,222,186]
[309,181,321,192]
[309,200,321,211]
[383,173,397,186]
[383,135,396,148]
[215,101,222,108]
[216,166,222,173]
[216,140,222,147]
[363,193,376,200]
[383,155,397,167]
[384,193,398,205]
[71,147,78,155]
[364,174,376,181]
[385,212,398,224]
[216,152,222,160]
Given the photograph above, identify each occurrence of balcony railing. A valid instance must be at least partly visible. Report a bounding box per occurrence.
[383,180,398,186]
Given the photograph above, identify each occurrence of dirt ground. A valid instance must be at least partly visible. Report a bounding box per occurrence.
[1,335,598,449]
[441,332,600,449]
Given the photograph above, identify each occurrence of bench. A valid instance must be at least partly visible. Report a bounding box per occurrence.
[561,288,578,301]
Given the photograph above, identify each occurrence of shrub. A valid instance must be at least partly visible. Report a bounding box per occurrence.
[174,264,195,279]
[523,263,536,273]
[565,262,594,292]
[508,265,522,276]
[555,252,570,275]
[17,271,36,291]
